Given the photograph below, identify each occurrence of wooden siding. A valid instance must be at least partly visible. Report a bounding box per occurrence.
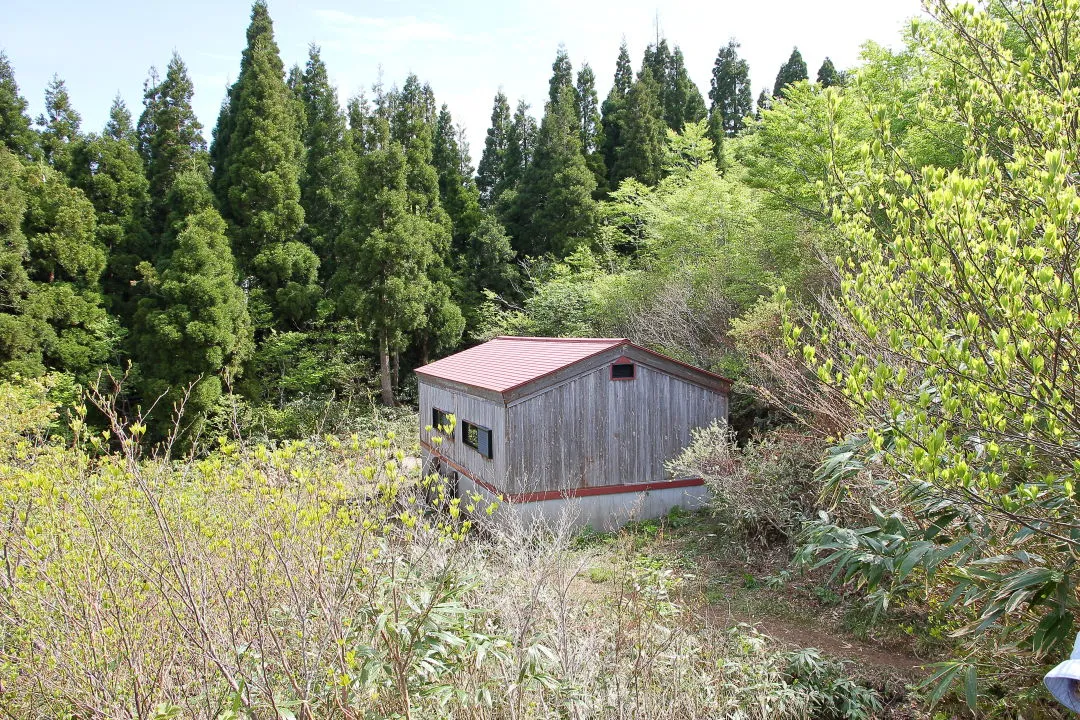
[419,380,506,487]
[504,363,727,495]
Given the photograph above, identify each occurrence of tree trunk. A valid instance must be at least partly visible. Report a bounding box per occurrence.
[379,332,395,406]
[393,351,400,391]
[419,333,430,367]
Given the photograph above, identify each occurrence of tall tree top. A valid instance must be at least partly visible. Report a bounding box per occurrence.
[575,63,601,153]
[549,45,574,106]
[476,90,511,207]
[612,41,633,98]
[243,0,279,73]
[0,52,38,159]
[104,95,133,142]
[773,47,809,97]
[709,39,753,139]
[37,76,81,171]
[138,53,206,225]
[817,57,840,87]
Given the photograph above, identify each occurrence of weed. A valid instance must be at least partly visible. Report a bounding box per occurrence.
[587,566,614,583]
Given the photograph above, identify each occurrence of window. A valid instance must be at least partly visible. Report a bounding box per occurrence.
[611,362,636,380]
[432,407,454,437]
[462,420,493,459]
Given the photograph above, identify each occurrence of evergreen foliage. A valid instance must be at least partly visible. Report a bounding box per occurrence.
[548,45,574,106]
[0,52,39,159]
[389,75,463,367]
[333,120,436,405]
[773,47,809,97]
[600,41,634,190]
[613,68,667,187]
[433,103,482,249]
[476,91,511,207]
[296,45,354,267]
[507,86,597,258]
[0,148,117,381]
[816,57,839,87]
[575,63,608,195]
[68,97,152,324]
[346,92,371,158]
[642,41,707,131]
[755,88,771,119]
[137,54,207,236]
[499,98,537,201]
[707,40,753,153]
[132,207,251,438]
[211,0,317,330]
[36,76,81,174]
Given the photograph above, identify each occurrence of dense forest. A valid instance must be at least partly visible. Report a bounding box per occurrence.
[0,0,830,442]
[2,0,1080,717]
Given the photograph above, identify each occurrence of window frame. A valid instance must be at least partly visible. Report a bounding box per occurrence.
[610,361,636,380]
[461,420,493,459]
[432,407,454,438]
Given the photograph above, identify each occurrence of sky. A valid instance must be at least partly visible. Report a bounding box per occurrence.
[6,0,925,164]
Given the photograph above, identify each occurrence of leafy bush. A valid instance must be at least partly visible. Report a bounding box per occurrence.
[668,422,826,544]
[0,377,914,719]
[784,648,882,720]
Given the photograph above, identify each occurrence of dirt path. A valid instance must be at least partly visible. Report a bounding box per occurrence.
[702,605,927,675]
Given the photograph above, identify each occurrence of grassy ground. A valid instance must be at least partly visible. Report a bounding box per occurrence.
[566,508,947,717]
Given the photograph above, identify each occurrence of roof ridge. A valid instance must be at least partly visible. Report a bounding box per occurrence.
[494,336,628,343]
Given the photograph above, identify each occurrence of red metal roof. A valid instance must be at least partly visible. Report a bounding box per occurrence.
[415,336,629,393]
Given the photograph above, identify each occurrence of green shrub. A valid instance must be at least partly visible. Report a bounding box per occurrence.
[668,422,826,544]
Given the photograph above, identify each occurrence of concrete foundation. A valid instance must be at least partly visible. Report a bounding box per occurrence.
[456,474,712,533]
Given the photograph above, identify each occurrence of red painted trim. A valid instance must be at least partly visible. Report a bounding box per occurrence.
[627,342,734,389]
[420,440,705,504]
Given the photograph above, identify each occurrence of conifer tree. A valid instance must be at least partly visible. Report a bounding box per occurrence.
[433,104,482,248]
[389,75,463,366]
[613,68,666,187]
[575,63,602,153]
[0,148,35,375]
[132,206,252,440]
[36,76,81,174]
[137,54,208,237]
[346,92,371,157]
[817,57,840,87]
[68,97,152,323]
[665,46,708,131]
[508,86,597,257]
[773,47,809,97]
[459,213,516,314]
[756,88,771,119]
[0,53,38,159]
[500,99,537,199]
[576,62,608,196]
[296,44,353,268]
[476,91,511,207]
[0,148,116,380]
[641,40,706,132]
[600,41,634,185]
[333,119,436,405]
[211,0,317,330]
[549,45,574,106]
[708,39,753,149]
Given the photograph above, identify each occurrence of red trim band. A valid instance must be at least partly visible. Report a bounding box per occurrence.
[420,440,706,504]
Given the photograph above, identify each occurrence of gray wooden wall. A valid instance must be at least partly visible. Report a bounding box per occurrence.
[418,381,506,488]
[503,364,727,495]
